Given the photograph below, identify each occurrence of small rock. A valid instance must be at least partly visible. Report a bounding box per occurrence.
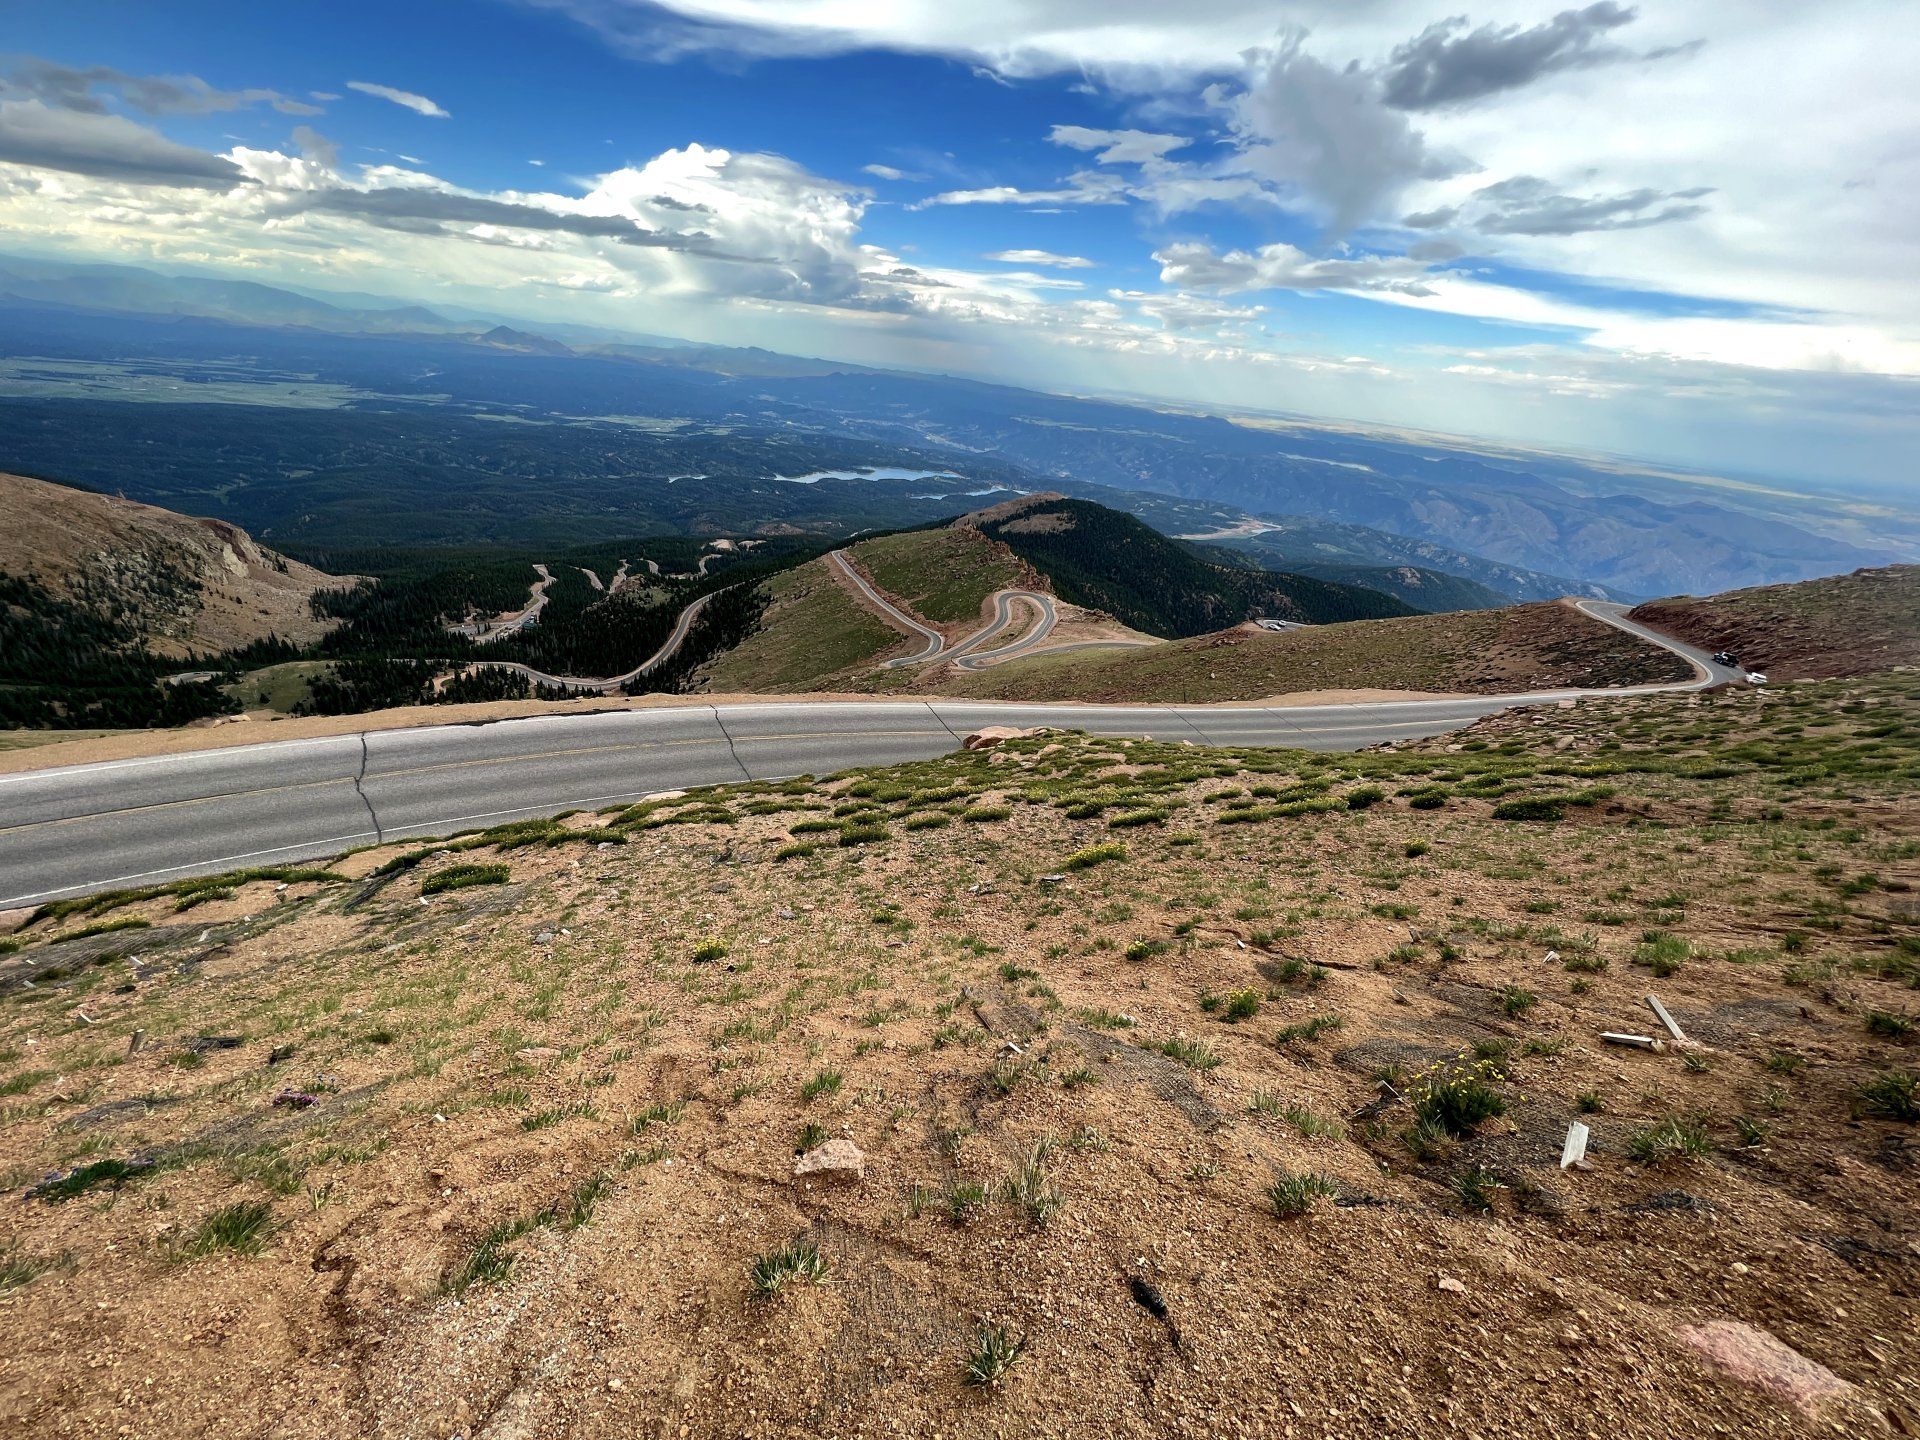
[1677,1320,1859,1420]
[1437,1276,1467,1294]
[516,1045,561,1064]
[963,725,1045,751]
[794,1137,866,1182]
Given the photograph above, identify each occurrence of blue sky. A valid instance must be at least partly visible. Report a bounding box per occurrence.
[0,1,1915,491]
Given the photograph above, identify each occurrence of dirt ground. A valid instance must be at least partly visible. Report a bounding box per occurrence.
[0,677,1914,1438]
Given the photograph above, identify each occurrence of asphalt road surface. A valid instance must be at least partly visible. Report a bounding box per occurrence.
[0,600,1737,908]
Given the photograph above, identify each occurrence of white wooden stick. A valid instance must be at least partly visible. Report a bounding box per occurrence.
[1601,1031,1663,1051]
[1560,1120,1591,1170]
[1644,994,1688,1044]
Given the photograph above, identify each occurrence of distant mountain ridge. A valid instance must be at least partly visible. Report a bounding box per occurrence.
[1280,563,1509,613]
[0,255,467,336]
[0,252,1906,599]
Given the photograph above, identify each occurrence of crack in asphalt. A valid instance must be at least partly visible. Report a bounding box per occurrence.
[709,706,754,782]
[351,732,384,844]
[922,702,966,745]
[1172,710,1214,745]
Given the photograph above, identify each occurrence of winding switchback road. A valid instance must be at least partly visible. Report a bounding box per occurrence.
[460,589,722,694]
[0,600,1737,908]
[827,550,1146,671]
[828,550,946,667]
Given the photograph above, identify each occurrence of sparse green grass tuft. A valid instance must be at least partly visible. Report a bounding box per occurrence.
[421,863,510,896]
[1265,1170,1337,1217]
[749,1237,829,1295]
[1063,841,1126,870]
[1450,1164,1499,1212]
[1865,1010,1915,1042]
[177,1201,275,1259]
[964,1325,1027,1386]
[1855,1069,1918,1121]
[1156,1037,1221,1070]
[801,1068,844,1102]
[1627,1116,1714,1162]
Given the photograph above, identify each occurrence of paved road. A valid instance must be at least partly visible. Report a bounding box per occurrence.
[460,589,722,694]
[829,550,1137,671]
[0,600,1737,908]
[951,592,1054,669]
[453,564,554,643]
[828,550,947,666]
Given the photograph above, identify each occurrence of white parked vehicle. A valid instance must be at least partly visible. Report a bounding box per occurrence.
[1745,671,1768,685]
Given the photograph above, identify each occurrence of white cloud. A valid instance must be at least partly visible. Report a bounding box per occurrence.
[1156,240,1439,297]
[1047,124,1188,165]
[912,171,1127,210]
[986,248,1093,268]
[536,3,1920,385]
[345,81,450,118]
[861,162,905,180]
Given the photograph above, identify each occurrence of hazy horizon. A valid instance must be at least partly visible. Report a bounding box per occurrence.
[0,2,1915,495]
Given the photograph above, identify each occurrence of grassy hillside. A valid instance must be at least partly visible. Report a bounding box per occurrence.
[1631,564,1920,680]
[969,495,1414,637]
[2,678,1913,1436]
[848,526,1036,625]
[937,602,1692,703]
[698,559,901,691]
[1283,562,1510,613]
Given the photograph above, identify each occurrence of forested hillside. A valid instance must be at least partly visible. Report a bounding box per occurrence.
[0,572,249,728]
[966,495,1415,637]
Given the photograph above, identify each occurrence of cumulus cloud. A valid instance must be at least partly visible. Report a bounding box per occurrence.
[1225,34,1466,235]
[345,81,450,118]
[1112,288,1266,332]
[290,125,339,168]
[1155,240,1440,296]
[0,99,245,188]
[986,248,1093,268]
[292,185,701,248]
